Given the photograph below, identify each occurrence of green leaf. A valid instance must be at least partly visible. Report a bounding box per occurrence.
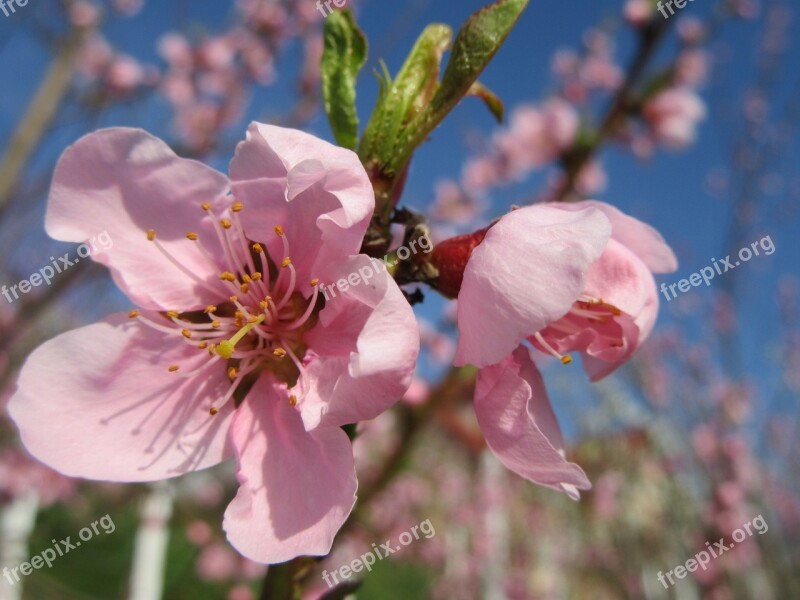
[467,81,505,123]
[322,10,367,150]
[359,24,452,163]
[406,0,528,149]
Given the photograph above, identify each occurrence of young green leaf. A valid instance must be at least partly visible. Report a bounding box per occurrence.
[321,10,367,150]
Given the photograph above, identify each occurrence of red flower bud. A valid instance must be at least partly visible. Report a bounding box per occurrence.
[430,226,491,299]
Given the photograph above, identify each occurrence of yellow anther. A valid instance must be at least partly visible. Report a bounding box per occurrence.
[204,305,218,314]
[201,202,212,211]
[209,407,219,416]
[310,278,319,287]
[242,274,252,283]
[198,342,208,349]
[128,310,140,319]
[229,295,239,303]
[220,272,236,282]
[235,310,245,320]
[186,232,199,241]
[208,343,216,355]
[228,367,238,380]
[274,225,284,236]
[561,355,573,365]
[168,365,180,372]
[281,257,292,268]
[181,328,192,339]
[252,272,262,281]
[220,219,232,229]
[147,229,156,241]
[273,348,287,358]
[252,243,264,253]
[240,283,250,294]
[289,395,297,407]
[248,314,260,324]
[212,320,221,329]
[216,314,266,359]
[259,300,269,309]
[166,310,179,319]
[231,202,244,212]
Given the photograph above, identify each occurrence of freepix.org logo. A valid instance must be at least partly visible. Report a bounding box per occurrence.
[0,0,30,18]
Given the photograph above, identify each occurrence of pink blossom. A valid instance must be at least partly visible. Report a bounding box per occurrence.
[623,0,653,27]
[69,1,100,28]
[643,87,707,149]
[533,201,678,380]
[8,124,419,563]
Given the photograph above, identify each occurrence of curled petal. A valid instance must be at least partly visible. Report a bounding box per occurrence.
[474,347,590,499]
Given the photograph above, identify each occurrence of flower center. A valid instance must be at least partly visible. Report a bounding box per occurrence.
[532,294,624,364]
[128,199,323,415]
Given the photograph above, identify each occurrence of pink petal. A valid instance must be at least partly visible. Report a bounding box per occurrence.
[584,239,659,340]
[45,128,232,311]
[455,205,611,368]
[7,314,235,481]
[229,122,373,283]
[223,378,357,564]
[299,255,419,429]
[474,347,590,498]
[550,200,678,273]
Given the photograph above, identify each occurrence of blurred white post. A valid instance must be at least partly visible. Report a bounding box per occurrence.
[128,482,174,600]
[0,491,39,600]
[481,451,509,600]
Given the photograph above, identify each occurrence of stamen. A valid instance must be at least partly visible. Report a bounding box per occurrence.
[533,332,572,365]
[128,310,140,319]
[168,365,179,372]
[186,232,199,241]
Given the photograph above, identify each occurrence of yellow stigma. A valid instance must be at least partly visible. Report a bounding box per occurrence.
[147,229,156,241]
[561,355,573,365]
[216,314,266,359]
[186,232,199,241]
[231,202,244,212]
[281,257,292,268]
[274,225,284,236]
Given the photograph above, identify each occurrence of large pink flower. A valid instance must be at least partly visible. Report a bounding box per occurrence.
[7,124,419,563]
